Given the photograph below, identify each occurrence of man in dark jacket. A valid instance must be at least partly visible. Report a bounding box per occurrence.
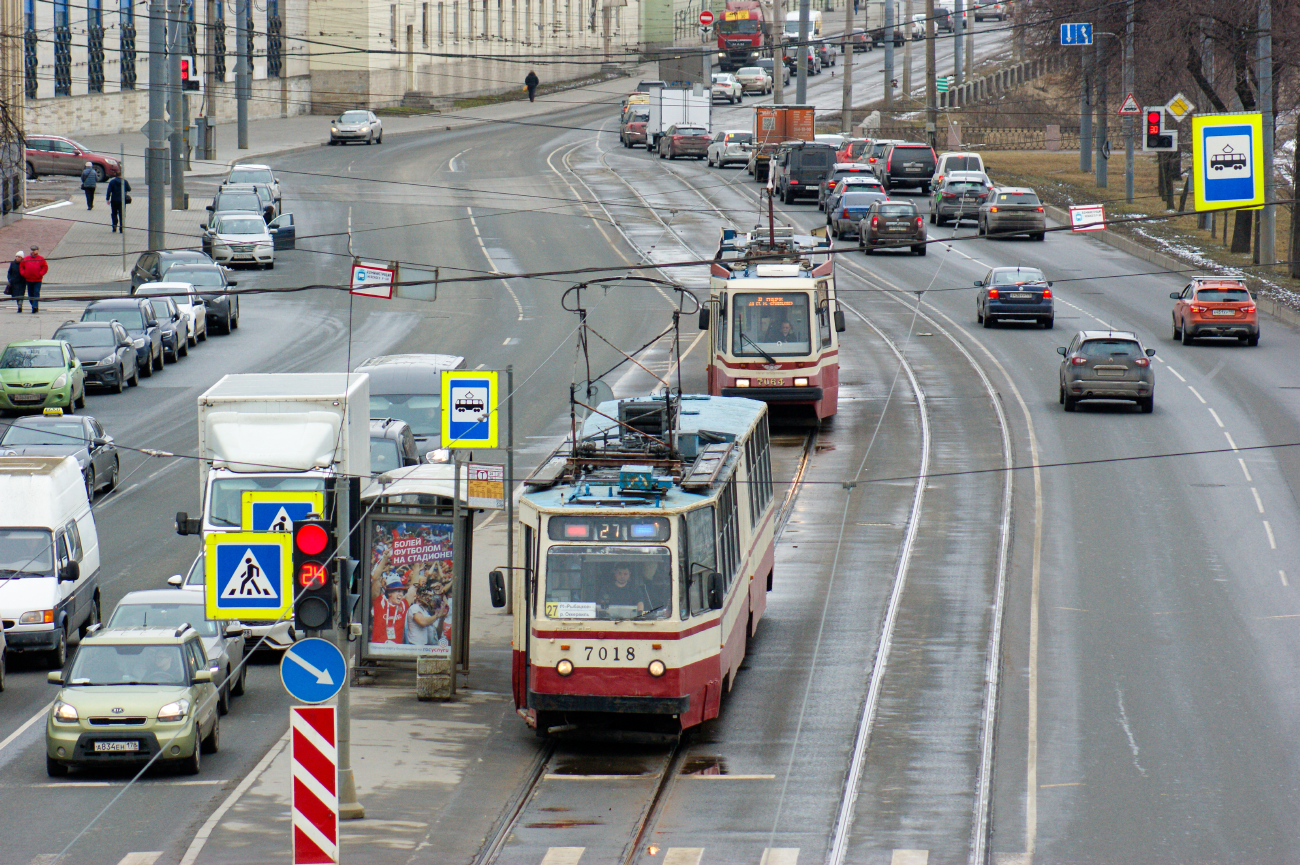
[80,162,98,210]
[7,250,25,312]
[105,174,130,233]
[525,70,540,103]
[19,244,48,313]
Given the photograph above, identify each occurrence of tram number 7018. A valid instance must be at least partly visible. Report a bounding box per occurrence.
[584,645,636,662]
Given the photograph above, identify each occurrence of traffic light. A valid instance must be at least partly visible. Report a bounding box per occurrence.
[1143,107,1176,152]
[181,58,200,91]
[292,517,335,631]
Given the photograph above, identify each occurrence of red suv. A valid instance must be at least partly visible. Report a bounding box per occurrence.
[1170,277,1259,346]
[24,135,122,181]
[658,125,710,160]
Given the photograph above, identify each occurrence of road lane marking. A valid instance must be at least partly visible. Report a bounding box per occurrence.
[1153,355,1166,363]
[1208,408,1225,428]
[1188,386,1206,403]
[1264,520,1277,549]
[178,731,289,865]
[29,780,225,788]
[761,851,800,865]
[28,200,72,215]
[1039,782,1084,788]
[891,851,929,865]
[466,207,524,321]
[1225,432,1239,451]
[1204,359,1226,381]
[1239,458,1253,481]
[541,849,584,865]
[1251,487,1265,513]
[663,849,703,865]
[1281,570,1289,587]
[116,854,162,865]
[0,701,55,755]
[1166,367,1186,382]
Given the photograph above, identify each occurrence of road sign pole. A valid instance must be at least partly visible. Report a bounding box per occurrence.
[924,0,936,148]
[505,365,514,615]
[146,0,167,250]
[1123,0,1134,203]
[1095,37,1107,188]
[1079,46,1091,172]
[1258,0,1274,266]
[838,0,854,133]
[333,479,364,820]
[882,0,892,113]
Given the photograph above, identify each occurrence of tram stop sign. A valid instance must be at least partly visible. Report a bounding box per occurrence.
[699,10,714,25]
[1192,112,1264,212]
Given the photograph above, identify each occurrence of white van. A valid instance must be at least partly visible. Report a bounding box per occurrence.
[0,455,101,667]
[933,151,987,186]
[784,9,823,38]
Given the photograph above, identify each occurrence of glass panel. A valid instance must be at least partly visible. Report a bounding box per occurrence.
[370,393,441,435]
[208,476,326,528]
[0,528,53,576]
[1079,339,1139,359]
[1196,288,1251,302]
[1,345,65,367]
[82,309,145,329]
[107,602,218,636]
[0,421,85,446]
[370,438,402,474]
[56,326,116,347]
[731,292,812,356]
[543,545,672,620]
[69,644,188,686]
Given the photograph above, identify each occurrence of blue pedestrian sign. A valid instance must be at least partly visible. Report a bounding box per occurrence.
[1060,23,1092,45]
[280,637,347,704]
[204,531,293,621]
[441,370,499,448]
[241,490,326,532]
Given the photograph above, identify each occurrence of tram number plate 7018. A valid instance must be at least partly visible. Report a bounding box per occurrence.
[584,645,636,662]
[754,378,785,386]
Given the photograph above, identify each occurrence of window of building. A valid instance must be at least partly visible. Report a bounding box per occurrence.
[24,0,38,98]
[452,1,458,41]
[87,0,105,93]
[437,1,444,43]
[390,4,396,44]
[496,0,502,39]
[422,2,428,45]
[266,0,281,77]
[53,0,72,95]
[212,0,226,81]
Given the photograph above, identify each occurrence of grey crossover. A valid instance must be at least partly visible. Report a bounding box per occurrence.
[1057,330,1156,413]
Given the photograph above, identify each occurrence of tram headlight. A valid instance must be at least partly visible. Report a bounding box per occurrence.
[734,378,751,388]
[648,660,667,678]
[794,377,809,386]
[556,659,574,677]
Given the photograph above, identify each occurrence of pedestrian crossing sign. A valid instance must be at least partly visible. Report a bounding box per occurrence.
[240,490,326,533]
[205,531,294,620]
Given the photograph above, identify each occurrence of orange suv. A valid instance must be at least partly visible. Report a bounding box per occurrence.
[1170,277,1259,346]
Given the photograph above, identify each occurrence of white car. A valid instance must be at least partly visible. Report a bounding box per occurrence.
[223,163,281,206]
[974,2,1006,21]
[910,13,925,39]
[711,73,743,104]
[136,281,208,345]
[204,210,275,269]
[735,66,772,95]
[169,553,296,653]
[707,130,754,168]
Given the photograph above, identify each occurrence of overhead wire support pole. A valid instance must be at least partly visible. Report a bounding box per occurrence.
[146,0,167,249]
[334,475,365,821]
[236,0,249,148]
[924,0,935,148]
[1080,45,1091,173]
[883,0,893,115]
[1258,0,1274,266]
[838,0,853,133]
[505,365,514,615]
[168,0,185,209]
[772,0,784,104]
[795,0,809,103]
[1123,0,1133,204]
[953,0,962,87]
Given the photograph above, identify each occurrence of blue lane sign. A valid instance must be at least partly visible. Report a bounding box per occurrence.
[1060,23,1092,45]
[280,637,347,703]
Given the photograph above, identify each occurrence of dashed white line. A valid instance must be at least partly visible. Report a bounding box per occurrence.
[1188,386,1207,403]
[1208,408,1225,428]
[1153,355,1166,364]
[1251,487,1265,513]
[1264,520,1277,550]
[1281,570,1289,587]
[1224,431,1239,451]
[466,207,524,321]
[1166,367,1186,382]
[1239,458,1253,481]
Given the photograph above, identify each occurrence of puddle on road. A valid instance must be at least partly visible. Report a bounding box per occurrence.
[680,756,728,776]
[550,756,651,776]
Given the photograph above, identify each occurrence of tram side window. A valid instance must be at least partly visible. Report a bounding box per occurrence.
[524,524,535,614]
[717,478,740,587]
[681,508,716,617]
[716,302,727,354]
[818,304,832,348]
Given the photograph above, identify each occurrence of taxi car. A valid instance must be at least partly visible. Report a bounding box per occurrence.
[0,411,119,500]
[1058,330,1156,413]
[1170,277,1259,346]
[45,625,221,776]
[0,340,85,413]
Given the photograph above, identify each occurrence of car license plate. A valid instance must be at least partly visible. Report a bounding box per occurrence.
[1010,292,1033,299]
[93,741,139,753]
[1212,309,1235,316]
[10,394,41,403]
[754,378,784,386]
[1095,369,1125,378]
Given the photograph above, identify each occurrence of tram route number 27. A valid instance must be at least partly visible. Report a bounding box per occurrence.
[584,645,636,662]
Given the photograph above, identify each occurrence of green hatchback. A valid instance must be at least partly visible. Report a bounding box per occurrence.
[46,626,221,776]
[0,340,86,412]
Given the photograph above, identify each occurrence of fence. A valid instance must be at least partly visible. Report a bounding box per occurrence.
[938,55,1065,110]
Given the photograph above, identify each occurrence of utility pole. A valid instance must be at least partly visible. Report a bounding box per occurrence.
[333,479,365,821]
[964,0,972,79]
[924,0,935,147]
[883,0,893,114]
[902,0,913,98]
[1123,0,1133,203]
[168,0,185,208]
[1258,0,1274,266]
[146,0,167,249]
[236,0,249,147]
[839,0,854,132]
[205,0,216,124]
[795,0,809,102]
[951,0,961,86]
[1079,49,1091,172]
[1095,36,1107,188]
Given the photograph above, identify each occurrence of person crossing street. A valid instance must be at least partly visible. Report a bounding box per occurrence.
[80,162,98,210]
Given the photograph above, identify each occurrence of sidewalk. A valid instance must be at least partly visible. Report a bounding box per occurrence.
[4,66,647,291]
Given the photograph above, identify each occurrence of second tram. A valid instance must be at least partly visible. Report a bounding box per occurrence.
[703,226,845,420]
[497,393,776,734]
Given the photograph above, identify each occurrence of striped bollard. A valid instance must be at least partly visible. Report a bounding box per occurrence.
[291,706,340,864]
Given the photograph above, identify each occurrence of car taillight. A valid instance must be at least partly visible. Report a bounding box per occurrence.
[1042,288,1052,299]
[915,217,923,228]
[989,206,999,213]
[790,179,799,184]
[868,157,877,163]
[843,209,850,218]
[988,288,999,299]
[1036,206,1045,212]
[1070,357,1088,365]
[942,192,957,199]
[672,135,682,141]
[886,155,892,170]
[1133,357,1150,367]
[871,216,879,227]
[1244,305,1256,312]
[1190,305,1206,313]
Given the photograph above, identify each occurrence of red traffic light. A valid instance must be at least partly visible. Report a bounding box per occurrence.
[181,59,189,80]
[295,522,329,555]
[1146,111,1161,135]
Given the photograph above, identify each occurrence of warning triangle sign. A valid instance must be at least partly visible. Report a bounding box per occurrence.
[221,548,279,599]
[1118,93,1141,115]
[267,506,295,532]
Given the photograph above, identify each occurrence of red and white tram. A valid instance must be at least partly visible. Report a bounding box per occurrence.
[498,394,775,734]
[703,226,846,420]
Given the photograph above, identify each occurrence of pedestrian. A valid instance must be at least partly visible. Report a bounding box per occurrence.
[19,244,48,314]
[525,70,539,103]
[105,173,131,233]
[6,250,25,313]
[80,162,98,210]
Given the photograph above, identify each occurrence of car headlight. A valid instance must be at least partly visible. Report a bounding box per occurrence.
[157,698,190,722]
[648,659,666,677]
[794,377,809,386]
[20,609,53,624]
[52,373,67,388]
[132,337,145,348]
[734,378,751,387]
[556,659,574,677]
[330,127,337,132]
[53,701,79,723]
[256,241,273,248]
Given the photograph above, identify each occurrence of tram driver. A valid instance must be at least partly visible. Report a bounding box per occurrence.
[599,564,651,614]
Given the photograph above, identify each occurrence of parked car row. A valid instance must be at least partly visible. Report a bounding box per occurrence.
[205,164,297,267]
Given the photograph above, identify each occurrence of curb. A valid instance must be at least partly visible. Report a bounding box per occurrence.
[1043,204,1300,334]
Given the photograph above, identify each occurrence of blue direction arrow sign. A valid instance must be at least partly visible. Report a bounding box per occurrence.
[1059,23,1092,45]
[241,490,326,532]
[280,637,347,703]
[204,531,293,621]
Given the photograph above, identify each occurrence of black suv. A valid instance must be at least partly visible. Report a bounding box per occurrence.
[770,142,837,204]
[876,142,937,193]
[130,249,213,290]
[164,264,240,335]
[80,298,165,376]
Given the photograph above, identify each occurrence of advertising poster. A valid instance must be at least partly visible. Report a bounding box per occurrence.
[365,517,455,660]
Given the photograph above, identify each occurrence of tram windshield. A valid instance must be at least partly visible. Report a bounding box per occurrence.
[543,545,673,620]
[732,292,812,357]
